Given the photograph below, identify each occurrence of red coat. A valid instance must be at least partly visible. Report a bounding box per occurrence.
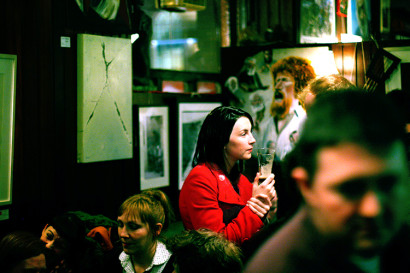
[179,163,264,245]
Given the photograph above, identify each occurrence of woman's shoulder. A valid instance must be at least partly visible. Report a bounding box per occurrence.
[188,163,221,176]
[183,163,221,189]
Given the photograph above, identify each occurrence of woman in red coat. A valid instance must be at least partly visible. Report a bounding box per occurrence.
[179,106,277,245]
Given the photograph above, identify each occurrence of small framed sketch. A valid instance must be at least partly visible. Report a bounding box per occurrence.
[178,102,222,189]
[138,106,169,190]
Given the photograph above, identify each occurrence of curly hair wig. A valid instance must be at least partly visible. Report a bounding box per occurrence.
[271,56,316,95]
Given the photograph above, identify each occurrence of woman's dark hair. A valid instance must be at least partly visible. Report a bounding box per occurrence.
[0,231,46,272]
[192,106,253,178]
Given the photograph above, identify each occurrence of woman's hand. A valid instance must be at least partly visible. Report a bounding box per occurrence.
[249,173,277,218]
[246,195,271,218]
[252,172,276,201]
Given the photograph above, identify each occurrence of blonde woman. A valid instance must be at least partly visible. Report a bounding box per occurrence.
[117,190,175,273]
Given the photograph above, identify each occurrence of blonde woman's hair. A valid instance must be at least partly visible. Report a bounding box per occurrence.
[118,190,175,236]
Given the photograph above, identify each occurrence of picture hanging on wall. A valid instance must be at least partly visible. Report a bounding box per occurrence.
[0,54,17,206]
[223,46,339,155]
[77,33,133,163]
[299,0,337,43]
[178,102,222,189]
[138,106,170,190]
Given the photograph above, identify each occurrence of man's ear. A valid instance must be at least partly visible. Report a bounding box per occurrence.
[292,167,315,204]
[155,223,163,236]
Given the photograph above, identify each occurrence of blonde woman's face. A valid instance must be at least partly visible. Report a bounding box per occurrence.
[117,213,158,256]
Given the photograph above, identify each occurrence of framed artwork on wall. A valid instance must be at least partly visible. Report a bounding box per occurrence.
[384,47,410,92]
[0,54,17,206]
[223,46,339,151]
[138,106,170,190]
[77,33,133,163]
[299,0,337,43]
[178,102,222,189]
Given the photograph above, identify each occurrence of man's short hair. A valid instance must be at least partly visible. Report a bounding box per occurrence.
[298,74,356,109]
[284,90,406,183]
[168,229,243,273]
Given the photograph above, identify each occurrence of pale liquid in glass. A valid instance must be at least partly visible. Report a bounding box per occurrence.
[259,164,273,183]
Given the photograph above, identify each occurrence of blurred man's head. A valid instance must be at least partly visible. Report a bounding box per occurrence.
[169,229,243,273]
[287,90,408,258]
[299,74,356,111]
[270,56,316,119]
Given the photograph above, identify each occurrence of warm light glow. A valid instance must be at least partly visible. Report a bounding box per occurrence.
[310,50,340,76]
[334,55,343,74]
[343,56,355,73]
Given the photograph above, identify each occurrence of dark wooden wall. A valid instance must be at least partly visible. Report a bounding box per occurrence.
[1,0,62,234]
[0,1,226,237]
[0,0,129,235]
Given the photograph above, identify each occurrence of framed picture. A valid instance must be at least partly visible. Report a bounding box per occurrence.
[138,106,170,190]
[178,102,222,189]
[0,54,17,205]
[299,0,337,43]
[77,33,133,163]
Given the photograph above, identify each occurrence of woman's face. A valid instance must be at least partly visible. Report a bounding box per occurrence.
[117,213,159,256]
[224,117,255,169]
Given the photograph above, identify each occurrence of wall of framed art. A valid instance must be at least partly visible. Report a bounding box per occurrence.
[129,94,225,215]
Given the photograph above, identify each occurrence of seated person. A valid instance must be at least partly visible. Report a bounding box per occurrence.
[40,211,120,272]
[0,231,47,273]
[117,189,175,273]
[168,228,243,273]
